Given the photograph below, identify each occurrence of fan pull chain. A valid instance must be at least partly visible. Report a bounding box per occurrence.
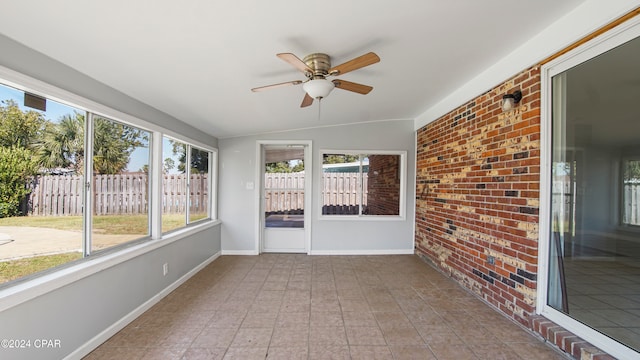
[317,98,322,121]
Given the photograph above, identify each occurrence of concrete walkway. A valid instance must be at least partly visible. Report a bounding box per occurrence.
[0,226,140,261]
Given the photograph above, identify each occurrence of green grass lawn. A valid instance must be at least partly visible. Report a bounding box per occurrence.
[0,216,83,231]
[0,252,83,284]
[0,214,201,234]
[0,213,210,284]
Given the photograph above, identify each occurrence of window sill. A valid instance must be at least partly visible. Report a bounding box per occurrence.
[0,219,221,313]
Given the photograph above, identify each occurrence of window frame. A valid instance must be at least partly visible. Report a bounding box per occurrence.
[187,145,213,225]
[0,63,218,296]
[538,15,640,360]
[88,113,155,256]
[318,149,406,221]
[160,137,215,234]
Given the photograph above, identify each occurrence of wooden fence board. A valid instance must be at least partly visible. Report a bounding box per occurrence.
[264,172,366,213]
[27,174,207,216]
[26,172,372,216]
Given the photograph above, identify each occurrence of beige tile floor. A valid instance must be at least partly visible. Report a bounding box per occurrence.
[564,258,640,352]
[85,254,568,359]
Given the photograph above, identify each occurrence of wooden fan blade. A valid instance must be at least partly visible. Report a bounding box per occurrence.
[332,79,373,94]
[277,53,311,73]
[328,52,380,76]
[251,80,303,92]
[300,93,314,107]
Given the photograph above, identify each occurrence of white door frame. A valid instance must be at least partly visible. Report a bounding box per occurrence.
[255,140,312,254]
[537,15,640,360]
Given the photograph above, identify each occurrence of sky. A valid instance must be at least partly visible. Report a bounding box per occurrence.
[0,83,73,123]
[0,83,164,173]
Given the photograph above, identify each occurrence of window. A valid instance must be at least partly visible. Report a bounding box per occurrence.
[162,137,213,233]
[92,116,151,253]
[162,137,187,232]
[320,151,405,218]
[188,146,210,223]
[0,76,217,287]
[542,26,640,358]
[0,83,85,284]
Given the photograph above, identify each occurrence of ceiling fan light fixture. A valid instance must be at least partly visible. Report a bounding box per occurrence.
[303,79,335,99]
[252,51,379,108]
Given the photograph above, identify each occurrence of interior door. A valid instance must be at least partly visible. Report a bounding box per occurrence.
[261,144,309,253]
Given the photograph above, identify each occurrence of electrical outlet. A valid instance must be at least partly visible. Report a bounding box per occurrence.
[487,256,495,265]
[163,263,169,276]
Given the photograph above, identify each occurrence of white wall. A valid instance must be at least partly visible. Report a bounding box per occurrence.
[415,0,640,130]
[0,225,221,360]
[219,119,416,254]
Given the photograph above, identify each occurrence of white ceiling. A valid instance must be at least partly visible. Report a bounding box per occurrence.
[0,0,586,139]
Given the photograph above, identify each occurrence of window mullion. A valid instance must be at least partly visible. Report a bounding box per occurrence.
[209,151,216,220]
[150,131,163,239]
[358,154,363,216]
[83,112,94,257]
[185,145,191,224]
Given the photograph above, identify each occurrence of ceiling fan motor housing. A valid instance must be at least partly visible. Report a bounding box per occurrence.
[303,53,331,78]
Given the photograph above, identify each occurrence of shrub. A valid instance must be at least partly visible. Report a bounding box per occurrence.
[0,146,38,217]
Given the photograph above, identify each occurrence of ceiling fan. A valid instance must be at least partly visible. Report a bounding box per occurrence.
[251,52,380,107]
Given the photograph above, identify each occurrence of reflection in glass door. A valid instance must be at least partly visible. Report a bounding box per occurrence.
[546,35,640,355]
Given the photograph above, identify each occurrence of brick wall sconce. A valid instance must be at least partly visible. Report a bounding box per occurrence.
[502,89,522,112]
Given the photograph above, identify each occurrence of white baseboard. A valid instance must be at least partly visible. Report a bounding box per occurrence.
[221,249,259,255]
[220,249,415,256]
[67,251,221,360]
[310,249,415,256]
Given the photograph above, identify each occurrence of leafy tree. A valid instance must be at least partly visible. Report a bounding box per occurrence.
[0,100,145,218]
[0,99,46,149]
[170,141,187,173]
[291,160,304,172]
[189,147,209,174]
[323,154,359,164]
[0,100,47,217]
[169,141,209,174]
[266,161,293,173]
[624,160,640,181]
[265,160,305,173]
[93,117,143,174]
[0,147,38,217]
[164,158,175,173]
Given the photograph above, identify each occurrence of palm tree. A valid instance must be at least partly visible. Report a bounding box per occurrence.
[93,117,141,174]
[36,113,144,174]
[36,112,84,173]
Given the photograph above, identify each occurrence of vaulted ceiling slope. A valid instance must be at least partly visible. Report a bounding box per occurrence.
[0,1,590,138]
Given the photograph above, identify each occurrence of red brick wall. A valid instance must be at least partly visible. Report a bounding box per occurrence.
[367,154,401,215]
[415,67,541,327]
